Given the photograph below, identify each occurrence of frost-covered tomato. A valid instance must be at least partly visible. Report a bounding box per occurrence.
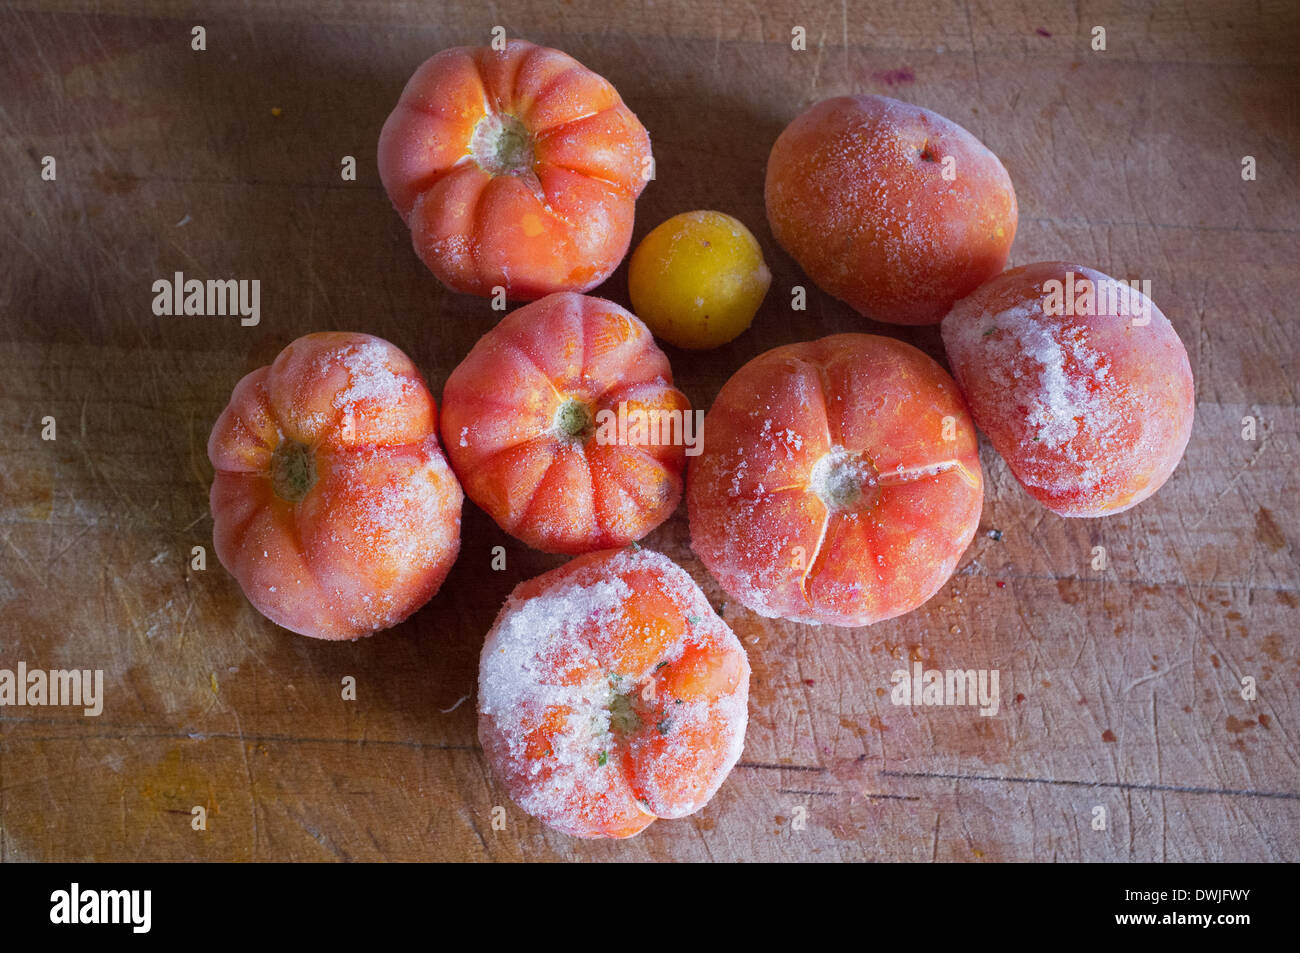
[766,95,1017,325]
[208,333,463,640]
[378,38,653,301]
[688,334,983,626]
[441,292,689,555]
[941,262,1194,516]
[478,547,750,838]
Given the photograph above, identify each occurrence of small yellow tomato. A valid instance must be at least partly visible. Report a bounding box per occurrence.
[628,210,771,350]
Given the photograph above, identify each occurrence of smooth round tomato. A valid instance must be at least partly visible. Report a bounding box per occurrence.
[208,333,463,640]
[766,95,1017,325]
[942,262,1194,516]
[378,39,653,301]
[628,210,771,349]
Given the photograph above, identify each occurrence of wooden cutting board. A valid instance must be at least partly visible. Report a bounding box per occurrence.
[1,0,1296,862]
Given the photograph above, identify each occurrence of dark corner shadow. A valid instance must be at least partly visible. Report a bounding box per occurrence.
[130,13,501,375]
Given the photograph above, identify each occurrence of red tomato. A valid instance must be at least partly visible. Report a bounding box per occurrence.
[379,39,652,301]
[440,292,689,555]
[208,333,463,640]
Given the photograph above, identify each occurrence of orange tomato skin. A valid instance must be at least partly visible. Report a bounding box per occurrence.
[208,333,463,640]
[765,95,1017,326]
[941,262,1194,516]
[378,39,652,301]
[478,548,750,839]
[441,292,689,555]
[688,334,983,627]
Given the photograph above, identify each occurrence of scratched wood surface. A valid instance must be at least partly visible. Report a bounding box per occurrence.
[1,0,1297,862]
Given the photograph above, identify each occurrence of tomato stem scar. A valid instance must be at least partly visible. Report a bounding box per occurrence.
[555,398,595,442]
[471,112,535,177]
[270,439,317,502]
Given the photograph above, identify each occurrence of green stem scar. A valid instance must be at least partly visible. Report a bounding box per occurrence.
[810,448,878,510]
[609,688,642,735]
[471,113,535,177]
[555,398,595,442]
[271,440,317,502]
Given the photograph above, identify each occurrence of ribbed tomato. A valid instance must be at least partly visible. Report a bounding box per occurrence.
[208,332,463,640]
[688,334,983,627]
[478,547,750,838]
[378,38,652,301]
[440,292,689,555]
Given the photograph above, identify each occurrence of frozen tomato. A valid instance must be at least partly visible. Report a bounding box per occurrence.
[208,333,463,640]
[478,547,750,838]
[379,38,652,301]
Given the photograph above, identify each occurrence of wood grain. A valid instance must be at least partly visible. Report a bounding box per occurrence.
[0,0,1296,861]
